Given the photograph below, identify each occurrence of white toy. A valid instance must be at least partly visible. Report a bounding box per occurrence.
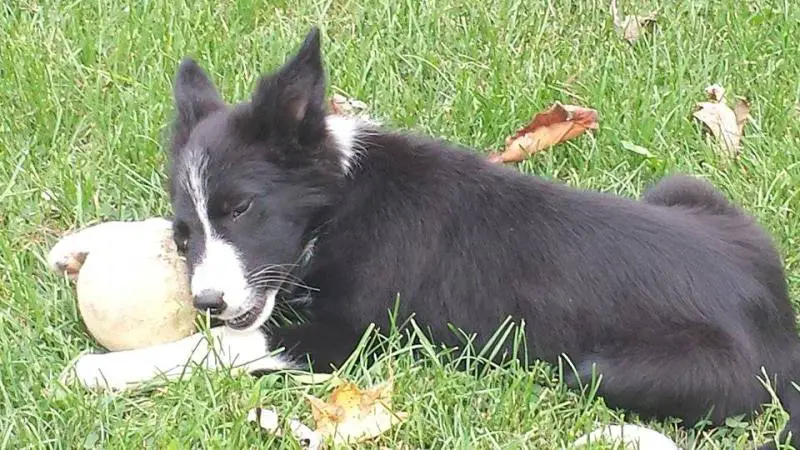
[571,423,681,450]
[48,218,197,351]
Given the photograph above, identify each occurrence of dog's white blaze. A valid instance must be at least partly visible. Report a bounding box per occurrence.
[183,148,211,240]
[183,148,252,319]
[326,115,359,173]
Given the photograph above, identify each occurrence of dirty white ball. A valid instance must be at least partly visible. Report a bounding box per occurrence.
[571,424,681,450]
[75,218,197,351]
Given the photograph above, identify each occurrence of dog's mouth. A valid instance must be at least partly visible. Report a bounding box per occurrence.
[226,299,266,330]
[224,287,280,331]
[225,261,309,331]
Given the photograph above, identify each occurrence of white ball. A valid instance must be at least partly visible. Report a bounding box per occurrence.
[571,424,681,450]
[75,218,197,351]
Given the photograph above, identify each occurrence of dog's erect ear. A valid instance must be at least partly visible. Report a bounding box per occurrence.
[251,27,327,143]
[171,59,225,153]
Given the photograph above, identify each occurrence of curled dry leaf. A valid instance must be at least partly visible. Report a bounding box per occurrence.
[692,84,751,156]
[304,378,409,445]
[328,93,383,126]
[488,102,599,164]
[329,93,369,117]
[610,0,657,43]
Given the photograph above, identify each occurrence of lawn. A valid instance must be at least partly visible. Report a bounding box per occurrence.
[2,0,800,448]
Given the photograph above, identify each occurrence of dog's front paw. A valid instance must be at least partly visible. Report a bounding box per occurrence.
[69,352,131,391]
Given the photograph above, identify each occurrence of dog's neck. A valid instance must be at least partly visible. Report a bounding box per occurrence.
[284,116,371,297]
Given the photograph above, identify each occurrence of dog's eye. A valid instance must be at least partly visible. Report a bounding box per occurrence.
[231,199,252,220]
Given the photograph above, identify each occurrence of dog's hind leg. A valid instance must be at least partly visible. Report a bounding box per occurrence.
[563,325,769,429]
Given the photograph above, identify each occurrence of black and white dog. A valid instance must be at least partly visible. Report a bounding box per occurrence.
[56,28,800,449]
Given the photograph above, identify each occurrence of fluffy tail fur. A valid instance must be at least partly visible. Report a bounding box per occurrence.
[641,173,739,215]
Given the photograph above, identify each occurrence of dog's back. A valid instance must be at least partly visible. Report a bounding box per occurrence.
[310,134,789,348]
[305,130,800,449]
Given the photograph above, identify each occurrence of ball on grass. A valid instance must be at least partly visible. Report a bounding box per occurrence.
[75,219,197,351]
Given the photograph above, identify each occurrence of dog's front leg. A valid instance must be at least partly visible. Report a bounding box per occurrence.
[68,326,292,391]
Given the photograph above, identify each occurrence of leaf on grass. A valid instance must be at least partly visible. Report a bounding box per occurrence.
[692,84,751,156]
[488,102,599,164]
[611,0,657,43]
[620,140,655,158]
[733,97,752,133]
[304,378,409,445]
[329,93,369,117]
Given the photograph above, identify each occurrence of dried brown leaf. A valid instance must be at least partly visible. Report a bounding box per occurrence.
[488,103,599,164]
[692,84,750,156]
[329,94,369,117]
[733,98,751,136]
[705,83,726,102]
[611,0,657,43]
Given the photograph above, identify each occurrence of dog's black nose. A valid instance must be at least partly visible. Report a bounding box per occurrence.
[193,290,227,316]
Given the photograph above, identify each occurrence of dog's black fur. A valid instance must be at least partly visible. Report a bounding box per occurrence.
[168,28,800,449]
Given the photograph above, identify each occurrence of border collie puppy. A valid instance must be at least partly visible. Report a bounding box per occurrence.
[64,27,800,449]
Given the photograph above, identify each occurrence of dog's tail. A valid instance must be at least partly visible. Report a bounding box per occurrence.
[641,173,740,216]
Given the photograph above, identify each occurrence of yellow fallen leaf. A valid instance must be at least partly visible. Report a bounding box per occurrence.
[488,102,599,164]
[304,378,408,445]
[611,0,657,43]
[692,84,750,156]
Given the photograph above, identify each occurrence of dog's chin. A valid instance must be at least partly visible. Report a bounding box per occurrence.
[225,290,277,332]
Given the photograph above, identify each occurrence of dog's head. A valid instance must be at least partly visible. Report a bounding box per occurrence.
[167,28,354,331]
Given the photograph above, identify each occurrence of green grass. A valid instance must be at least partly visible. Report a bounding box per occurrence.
[2,0,800,448]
